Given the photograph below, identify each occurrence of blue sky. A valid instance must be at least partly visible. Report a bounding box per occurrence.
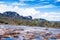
[0,0,60,21]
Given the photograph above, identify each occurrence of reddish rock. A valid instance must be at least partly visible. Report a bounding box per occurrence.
[42,38,48,40]
[55,34,60,39]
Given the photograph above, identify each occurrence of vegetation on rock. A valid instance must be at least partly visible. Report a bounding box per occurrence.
[0,11,60,28]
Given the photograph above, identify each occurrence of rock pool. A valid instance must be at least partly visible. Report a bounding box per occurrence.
[0,25,60,40]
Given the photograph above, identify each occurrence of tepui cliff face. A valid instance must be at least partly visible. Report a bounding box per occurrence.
[0,11,32,20]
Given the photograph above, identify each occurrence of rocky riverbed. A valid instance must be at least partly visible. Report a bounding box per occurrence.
[0,25,60,40]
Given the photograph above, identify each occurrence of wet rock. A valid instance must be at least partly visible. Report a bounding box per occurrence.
[44,28,48,30]
[2,35,12,38]
[42,38,48,40]
[54,34,60,39]
[0,29,5,35]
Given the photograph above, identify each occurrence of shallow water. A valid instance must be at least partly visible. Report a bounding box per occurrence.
[0,25,60,40]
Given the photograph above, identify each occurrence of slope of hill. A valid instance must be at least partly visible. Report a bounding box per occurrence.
[0,11,32,20]
[0,11,60,28]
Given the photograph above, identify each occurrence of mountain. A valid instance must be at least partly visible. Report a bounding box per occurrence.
[39,18,46,22]
[3,11,20,18]
[34,18,47,22]
[0,11,60,28]
[0,11,32,20]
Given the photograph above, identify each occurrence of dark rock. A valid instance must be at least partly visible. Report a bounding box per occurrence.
[0,11,32,20]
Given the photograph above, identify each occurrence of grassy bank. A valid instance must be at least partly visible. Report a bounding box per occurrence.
[0,18,60,28]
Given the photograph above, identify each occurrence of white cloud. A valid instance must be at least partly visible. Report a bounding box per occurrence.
[40,12,60,21]
[20,0,35,1]
[12,2,27,6]
[57,0,60,2]
[0,3,41,19]
[0,3,60,21]
[34,4,56,8]
[0,4,14,13]
[11,2,56,8]
[19,8,40,18]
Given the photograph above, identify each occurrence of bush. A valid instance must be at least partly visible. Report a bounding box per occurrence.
[0,19,4,23]
[5,22,8,24]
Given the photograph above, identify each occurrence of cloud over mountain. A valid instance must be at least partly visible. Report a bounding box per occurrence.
[0,0,60,21]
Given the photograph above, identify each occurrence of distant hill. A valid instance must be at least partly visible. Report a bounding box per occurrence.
[0,11,32,20]
[0,11,60,28]
[50,21,60,23]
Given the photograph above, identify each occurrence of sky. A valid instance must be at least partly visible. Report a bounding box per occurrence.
[0,0,60,21]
